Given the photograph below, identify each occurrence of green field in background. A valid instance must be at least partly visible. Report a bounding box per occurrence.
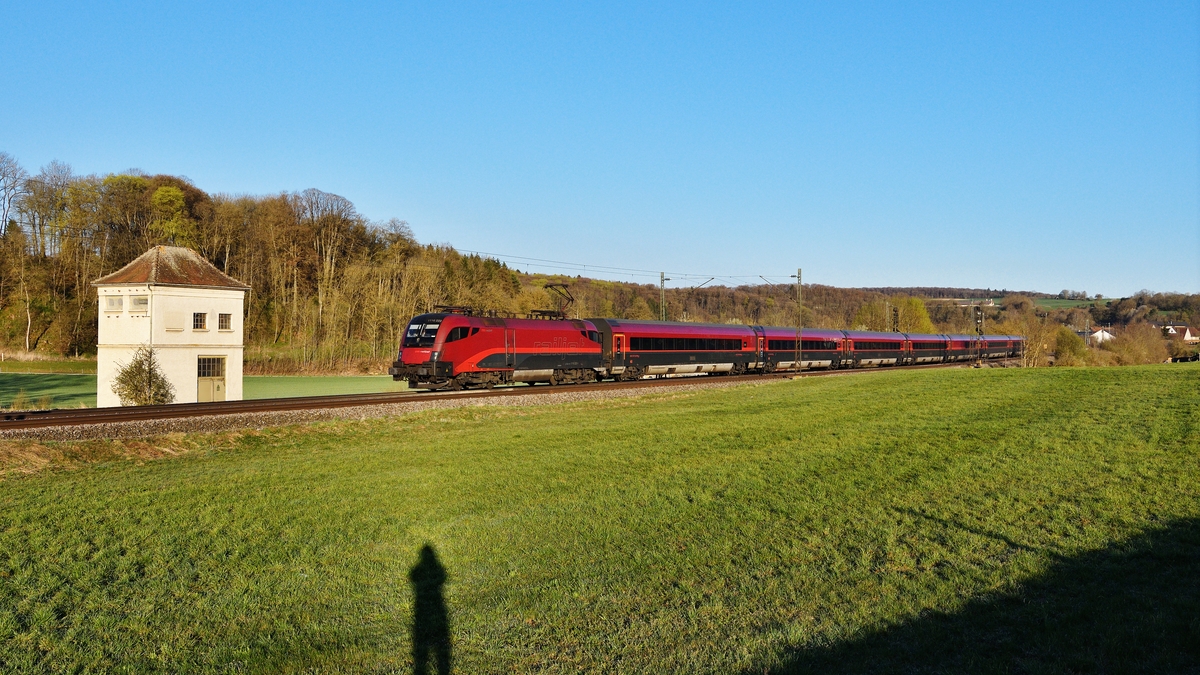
[0,374,96,409]
[243,375,407,399]
[0,359,97,375]
[1034,298,1109,309]
[1,365,1196,672]
[0,374,406,409]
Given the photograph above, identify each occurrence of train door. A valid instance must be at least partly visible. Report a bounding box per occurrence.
[505,328,517,368]
[753,326,766,370]
[613,333,626,368]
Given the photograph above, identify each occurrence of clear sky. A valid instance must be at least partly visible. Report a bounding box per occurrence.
[4,1,1197,295]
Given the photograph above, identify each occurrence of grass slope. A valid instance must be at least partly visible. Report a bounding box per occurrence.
[1,366,1197,673]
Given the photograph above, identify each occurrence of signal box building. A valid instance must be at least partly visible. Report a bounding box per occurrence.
[92,246,248,407]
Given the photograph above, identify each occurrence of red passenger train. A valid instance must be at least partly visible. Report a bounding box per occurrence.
[390,309,1023,390]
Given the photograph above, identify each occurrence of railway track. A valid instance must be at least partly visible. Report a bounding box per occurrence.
[0,361,1009,432]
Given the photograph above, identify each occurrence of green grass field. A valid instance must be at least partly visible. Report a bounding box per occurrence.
[1034,297,1108,309]
[0,359,97,375]
[0,375,406,409]
[243,375,407,399]
[0,374,97,409]
[1,366,1198,672]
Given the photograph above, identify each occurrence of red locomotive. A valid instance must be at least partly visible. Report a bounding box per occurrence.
[390,308,1023,390]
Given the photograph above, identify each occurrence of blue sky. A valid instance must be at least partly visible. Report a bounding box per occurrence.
[4,1,1197,295]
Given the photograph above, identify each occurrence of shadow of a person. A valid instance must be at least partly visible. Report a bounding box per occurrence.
[410,544,451,675]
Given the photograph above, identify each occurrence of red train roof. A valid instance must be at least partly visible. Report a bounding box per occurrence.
[760,326,846,340]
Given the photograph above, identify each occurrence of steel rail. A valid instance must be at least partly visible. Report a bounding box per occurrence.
[0,361,1008,432]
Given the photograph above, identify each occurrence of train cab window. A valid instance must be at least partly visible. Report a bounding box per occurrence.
[582,330,601,343]
[471,327,480,336]
[444,326,471,343]
[403,318,443,348]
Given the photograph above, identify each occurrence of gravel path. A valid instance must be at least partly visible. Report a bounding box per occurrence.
[2,378,772,442]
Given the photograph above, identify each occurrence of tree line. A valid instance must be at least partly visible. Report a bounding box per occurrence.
[0,151,1195,372]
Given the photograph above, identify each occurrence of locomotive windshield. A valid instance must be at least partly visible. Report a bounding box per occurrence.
[403,317,443,348]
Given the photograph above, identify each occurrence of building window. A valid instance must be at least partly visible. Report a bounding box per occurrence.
[193,312,207,330]
[130,296,149,312]
[198,357,225,377]
[105,296,123,311]
[219,313,231,330]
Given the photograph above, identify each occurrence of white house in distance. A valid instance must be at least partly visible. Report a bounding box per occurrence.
[92,246,248,407]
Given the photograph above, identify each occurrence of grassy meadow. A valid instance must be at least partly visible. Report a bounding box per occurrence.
[1,365,1197,673]
[243,375,407,399]
[1033,297,1109,310]
[0,375,407,410]
[0,374,97,409]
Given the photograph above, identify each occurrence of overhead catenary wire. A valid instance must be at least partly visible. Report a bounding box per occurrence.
[456,248,793,287]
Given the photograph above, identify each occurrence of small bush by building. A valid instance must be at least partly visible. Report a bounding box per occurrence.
[112,345,175,406]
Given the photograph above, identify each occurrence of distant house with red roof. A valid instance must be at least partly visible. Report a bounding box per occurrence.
[1157,324,1200,344]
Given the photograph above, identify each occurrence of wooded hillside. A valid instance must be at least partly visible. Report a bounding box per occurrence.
[1,152,1195,371]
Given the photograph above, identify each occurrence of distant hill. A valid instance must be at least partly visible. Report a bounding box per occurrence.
[853,287,1052,299]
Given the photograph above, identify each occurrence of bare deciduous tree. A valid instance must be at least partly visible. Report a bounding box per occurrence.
[0,151,28,236]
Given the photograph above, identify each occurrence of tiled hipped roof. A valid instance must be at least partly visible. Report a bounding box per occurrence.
[91,246,249,289]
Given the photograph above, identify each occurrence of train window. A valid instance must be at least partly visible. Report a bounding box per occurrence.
[444,326,471,343]
[912,341,946,350]
[853,341,901,350]
[582,330,601,343]
[471,327,480,336]
[403,318,443,348]
[630,336,742,351]
[769,339,838,351]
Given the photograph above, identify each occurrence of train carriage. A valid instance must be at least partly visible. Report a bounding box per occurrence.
[844,331,906,367]
[589,319,755,380]
[908,335,948,364]
[945,334,976,362]
[761,326,844,371]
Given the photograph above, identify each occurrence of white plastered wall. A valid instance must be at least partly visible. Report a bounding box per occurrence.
[96,284,245,407]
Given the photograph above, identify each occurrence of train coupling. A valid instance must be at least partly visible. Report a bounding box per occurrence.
[388,360,453,383]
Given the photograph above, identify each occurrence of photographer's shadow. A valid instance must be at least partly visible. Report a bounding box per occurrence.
[410,544,451,675]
